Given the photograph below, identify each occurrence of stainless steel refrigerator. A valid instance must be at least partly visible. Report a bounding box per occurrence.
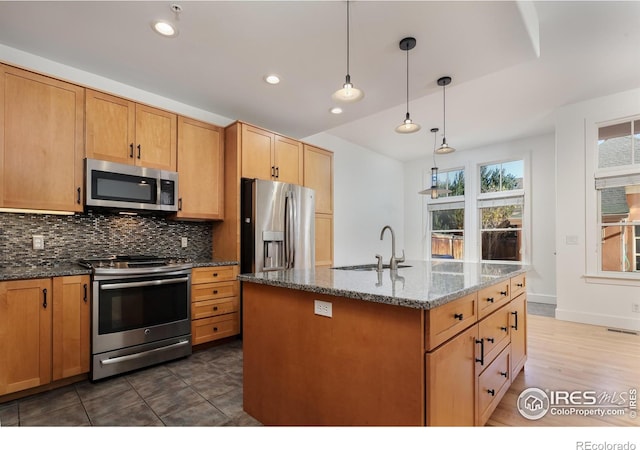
[241,178,315,273]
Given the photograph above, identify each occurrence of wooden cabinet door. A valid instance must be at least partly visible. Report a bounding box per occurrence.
[85,89,136,165]
[510,293,527,379]
[1,65,84,212]
[0,278,52,395]
[241,124,274,181]
[176,116,224,219]
[314,214,333,267]
[426,324,477,426]
[274,135,302,184]
[303,144,333,214]
[135,104,177,171]
[52,275,90,381]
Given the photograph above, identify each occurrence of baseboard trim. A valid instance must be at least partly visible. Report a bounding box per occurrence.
[526,293,556,305]
[555,308,640,332]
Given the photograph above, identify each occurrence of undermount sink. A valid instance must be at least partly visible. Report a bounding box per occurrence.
[332,263,412,271]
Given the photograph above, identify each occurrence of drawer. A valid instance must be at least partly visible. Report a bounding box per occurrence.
[476,304,510,373]
[425,292,477,350]
[192,296,239,320]
[477,280,510,319]
[192,265,238,284]
[476,344,511,426]
[511,273,526,299]
[192,312,240,345]
[191,280,238,302]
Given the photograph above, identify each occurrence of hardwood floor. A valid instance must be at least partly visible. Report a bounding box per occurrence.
[489,315,640,426]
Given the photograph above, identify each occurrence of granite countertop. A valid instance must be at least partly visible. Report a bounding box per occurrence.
[0,259,238,281]
[238,260,528,310]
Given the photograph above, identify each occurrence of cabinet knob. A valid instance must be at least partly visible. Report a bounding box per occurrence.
[454,313,464,321]
[487,297,494,303]
[213,306,218,311]
[500,290,508,296]
[213,273,218,277]
[516,283,524,288]
[213,290,218,294]
[486,337,494,343]
[213,327,218,332]
[500,326,508,332]
[487,389,495,396]
[500,371,508,378]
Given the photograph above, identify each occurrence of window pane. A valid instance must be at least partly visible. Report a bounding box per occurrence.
[432,208,464,259]
[431,168,464,198]
[481,204,522,262]
[635,120,640,164]
[598,122,632,169]
[600,186,630,222]
[600,225,637,272]
[480,161,523,193]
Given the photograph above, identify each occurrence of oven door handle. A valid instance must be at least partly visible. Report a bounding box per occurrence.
[100,340,190,366]
[100,276,189,290]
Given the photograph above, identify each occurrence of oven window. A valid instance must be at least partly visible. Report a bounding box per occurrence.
[98,276,188,335]
[92,170,157,204]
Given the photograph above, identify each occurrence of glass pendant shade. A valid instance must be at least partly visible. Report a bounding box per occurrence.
[436,137,455,154]
[418,127,452,197]
[395,37,420,134]
[333,1,363,103]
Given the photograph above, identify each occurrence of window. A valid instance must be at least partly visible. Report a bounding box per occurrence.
[595,118,640,274]
[426,168,465,260]
[479,160,525,262]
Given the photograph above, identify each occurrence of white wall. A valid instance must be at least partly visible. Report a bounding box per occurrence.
[403,133,557,305]
[302,133,405,266]
[555,87,640,331]
[0,44,232,126]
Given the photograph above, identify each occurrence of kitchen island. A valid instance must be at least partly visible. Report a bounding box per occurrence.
[239,260,528,426]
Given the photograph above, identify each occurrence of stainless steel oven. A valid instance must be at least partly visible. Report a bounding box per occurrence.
[80,256,193,380]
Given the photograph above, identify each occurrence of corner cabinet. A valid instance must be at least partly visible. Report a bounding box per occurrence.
[0,275,90,396]
[85,89,177,171]
[191,266,240,345]
[174,116,224,220]
[0,64,85,212]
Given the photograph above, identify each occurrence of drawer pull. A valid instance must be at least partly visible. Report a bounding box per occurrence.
[475,338,485,365]
[487,297,494,303]
[213,306,218,311]
[487,389,495,396]
[213,290,218,294]
[486,337,494,344]
[213,273,218,277]
[42,288,48,309]
[454,313,464,321]
[511,311,519,331]
[83,284,88,303]
[500,371,508,378]
[500,290,508,296]
[500,326,508,332]
[213,327,218,332]
[516,283,524,288]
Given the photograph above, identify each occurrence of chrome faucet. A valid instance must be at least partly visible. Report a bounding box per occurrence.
[379,225,405,271]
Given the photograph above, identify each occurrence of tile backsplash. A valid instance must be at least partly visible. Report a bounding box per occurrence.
[0,211,213,268]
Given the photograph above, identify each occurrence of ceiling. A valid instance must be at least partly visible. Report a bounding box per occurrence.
[0,1,639,162]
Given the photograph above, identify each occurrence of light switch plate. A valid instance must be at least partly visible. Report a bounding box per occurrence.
[181,237,188,248]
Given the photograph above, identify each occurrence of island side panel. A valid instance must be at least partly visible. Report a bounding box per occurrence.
[242,282,425,425]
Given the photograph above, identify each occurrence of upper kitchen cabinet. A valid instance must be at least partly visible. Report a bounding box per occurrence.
[175,116,224,220]
[0,64,85,212]
[85,89,177,171]
[303,144,333,215]
[241,123,303,185]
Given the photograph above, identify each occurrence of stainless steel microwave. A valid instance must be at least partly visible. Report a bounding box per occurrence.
[85,158,178,213]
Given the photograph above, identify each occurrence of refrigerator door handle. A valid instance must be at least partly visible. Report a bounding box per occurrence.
[290,192,297,268]
[284,191,292,268]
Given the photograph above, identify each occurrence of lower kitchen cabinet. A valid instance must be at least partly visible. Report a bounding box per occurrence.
[52,275,90,381]
[0,278,52,395]
[510,292,527,379]
[191,266,240,345]
[0,275,90,396]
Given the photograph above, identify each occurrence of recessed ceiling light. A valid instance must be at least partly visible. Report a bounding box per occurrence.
[330,107,343,114]
[152,20,178,37]
[264,75,280,85]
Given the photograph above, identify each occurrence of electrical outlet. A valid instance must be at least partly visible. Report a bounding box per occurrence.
[314,300,332,318]
[32,235,44,250]
[181,237,188,248]
[632,303,640,314]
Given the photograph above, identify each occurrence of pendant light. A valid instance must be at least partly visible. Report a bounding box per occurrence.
[332,0,364,103]
[435,76,456,154]
[419,128,452,198]
[395,37,420,134]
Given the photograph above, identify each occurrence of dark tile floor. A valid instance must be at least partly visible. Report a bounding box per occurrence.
[0,338,261,427]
